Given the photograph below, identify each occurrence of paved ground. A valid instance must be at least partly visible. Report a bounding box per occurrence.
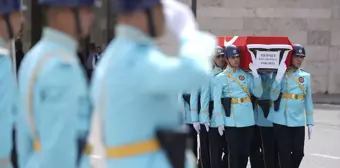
[299,104,340,168]
[89,104,340,168]
[313,93,340,105]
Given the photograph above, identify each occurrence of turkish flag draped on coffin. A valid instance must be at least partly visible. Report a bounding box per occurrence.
[218,36,293,72]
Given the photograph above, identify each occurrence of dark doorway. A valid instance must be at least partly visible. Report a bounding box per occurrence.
[31,0,43,47]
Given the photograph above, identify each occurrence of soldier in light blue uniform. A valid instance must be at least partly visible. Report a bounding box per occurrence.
[0,1,25,167]
[181,92,199,166]
[213,45,262,168]
[90,0,217,167]
[16,0,100,168]
[268,44,314,168]
[250,72,279,168]
[198,46,227,168]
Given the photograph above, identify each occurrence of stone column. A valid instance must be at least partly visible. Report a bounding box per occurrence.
[22,0,31,52]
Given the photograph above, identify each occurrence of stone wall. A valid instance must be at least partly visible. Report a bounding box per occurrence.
[196,0,340,93]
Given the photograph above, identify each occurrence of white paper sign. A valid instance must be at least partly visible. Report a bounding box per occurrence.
[256,51,280,69]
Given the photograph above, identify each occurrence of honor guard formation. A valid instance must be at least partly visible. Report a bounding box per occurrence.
[0,0,315,168]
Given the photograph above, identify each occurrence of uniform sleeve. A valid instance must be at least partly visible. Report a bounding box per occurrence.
[77,92,92,168]
[305,74,314,125]
[249,73,263,98]
[213,77,225,126]
[37,62,78,168]
[199,80,211,124]
[0,56,15,167]
[16,110,31,168]
[138,40,212,93]
[270,73,283,101]
[190,90,199,122]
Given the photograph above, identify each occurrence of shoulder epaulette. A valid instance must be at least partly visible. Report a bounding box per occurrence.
[57,50,75,63]
[300,68,310,73]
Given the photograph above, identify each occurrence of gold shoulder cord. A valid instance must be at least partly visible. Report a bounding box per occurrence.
[286,72,306,95]
[223,71,238,127]
[223,71,250,97]
[27,50,58,150]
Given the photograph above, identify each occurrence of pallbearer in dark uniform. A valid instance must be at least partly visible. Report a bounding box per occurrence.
[199,46,227,168]
[268,44,314,168]
[213,45,263,168]
[250,72,279,168]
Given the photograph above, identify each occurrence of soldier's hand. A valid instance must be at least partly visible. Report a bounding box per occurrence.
[204,123,210,132]
[308,125,313,140]
[249,62,259,78]
[162,0,198,38]
[275,63,287,82]
[218,125,224,136]
[193,122,200,133]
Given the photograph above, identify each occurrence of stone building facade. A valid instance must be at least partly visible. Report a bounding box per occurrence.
[196,0,340,94]
[22,0,340,93]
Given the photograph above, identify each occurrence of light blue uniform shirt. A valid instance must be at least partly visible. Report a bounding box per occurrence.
[0,37,16,168]
[213,67,263,127]
[268,68,314,127]
[191,66,223,127]
[91,25,214,168]
[17,28,91,168]
[254,73,275,127]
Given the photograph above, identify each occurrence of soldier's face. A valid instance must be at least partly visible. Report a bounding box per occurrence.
[214,55,226,68]
[291,55,304,68]
[9,11,24,38]
[78,6,95,37]
[227,56,240,67]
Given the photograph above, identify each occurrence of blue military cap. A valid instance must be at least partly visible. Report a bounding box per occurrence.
[216,46,225,56]
[225,45,240,58]
[39,0,101,7]
[0,0,26,15]
[114,0,161,13]
[292,44,306,57]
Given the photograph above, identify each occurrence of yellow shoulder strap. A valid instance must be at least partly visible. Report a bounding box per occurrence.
[224,71,250,97]
[27,50,59,141]
[286,72,306,95]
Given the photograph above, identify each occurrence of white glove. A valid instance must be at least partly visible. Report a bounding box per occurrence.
[308,125,313,140]
[204,122,210,132]
[193,122,200,133]
[275,63,287,82]
[218,125,224,136]
[249,62,259,78]
[162,0,198,38]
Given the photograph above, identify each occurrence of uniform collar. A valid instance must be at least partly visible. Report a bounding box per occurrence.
[0,37,6,47]
[41,27,78,52]
[288,67,300,73]
[115,24,154,45]
[213,66,223,75]
[226,66,237,73]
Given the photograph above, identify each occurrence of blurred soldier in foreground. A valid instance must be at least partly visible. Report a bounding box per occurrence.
[17,0,100,168]
[213,45,262,168]
[250,71,279,168]
[90,0,216,167]
[268,44,314,168]
[0,0,25,168]
[197,46,227,168]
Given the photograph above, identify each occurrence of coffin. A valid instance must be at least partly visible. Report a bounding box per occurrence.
[217,36,293,72]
